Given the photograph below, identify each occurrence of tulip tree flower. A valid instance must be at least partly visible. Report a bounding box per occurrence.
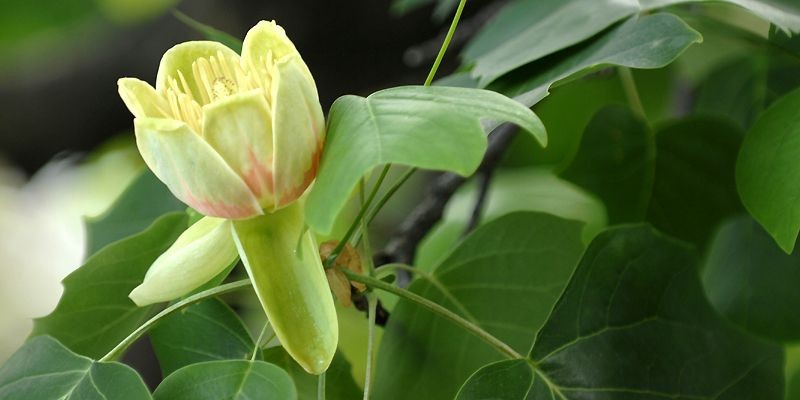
[117,21,336,374]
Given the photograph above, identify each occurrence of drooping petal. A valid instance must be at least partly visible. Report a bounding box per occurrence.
[134,117,262,218]
[231,202,338,375]
[271,57,325,207]
[129,217,238,306]
[118,78,170,118]
[241,20,315,91]
[155,41,241,103]
[203,90,276,209]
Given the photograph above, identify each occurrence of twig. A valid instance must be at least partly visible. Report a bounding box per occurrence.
[463,169,492,235]
[352,291,390,326]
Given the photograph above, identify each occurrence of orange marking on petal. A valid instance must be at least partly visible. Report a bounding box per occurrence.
[183,191,260,219]
[242,146,274,199]
[278,138,322,206]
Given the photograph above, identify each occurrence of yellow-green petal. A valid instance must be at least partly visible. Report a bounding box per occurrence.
[241,20,315,90]
[129,217,238,306]
[271,57,325,208]
[232,202,337,375]
[203,90,276,209]
[134,117,262,218]
[155,40,240,102]
[118,78,170,118]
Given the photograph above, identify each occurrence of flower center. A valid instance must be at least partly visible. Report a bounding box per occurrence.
[162,50,277,135]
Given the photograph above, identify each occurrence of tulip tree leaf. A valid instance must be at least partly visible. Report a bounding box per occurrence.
[464,0,640,87]
[694,57,766,130]
[737,87,800,253]
[464,0,796,87]
[703,216,800,342]
[374,212,586,400]
[457,225,784,399]
[640,0,800,34]
[491,13,702,107]
[86,170,184,255]
[647,117,744,246]
[153,360,296,400]
[33,213,188,359]
[150,298,257,376]
[263,347,361,400]
[561,105,654,223]
[415,168,607,270]
[455,360,537,400]
[306,85,547,234]
[0,336,151,400]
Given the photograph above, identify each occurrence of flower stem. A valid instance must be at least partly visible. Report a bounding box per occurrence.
[424,0,468,86]
[99,279,252,362]
[341,269,523,360]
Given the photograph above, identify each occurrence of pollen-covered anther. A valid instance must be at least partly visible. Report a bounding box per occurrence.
[165,77,203,134]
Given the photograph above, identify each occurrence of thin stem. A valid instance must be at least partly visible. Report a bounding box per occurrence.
[424,0,468,86]
[618,67,646,120]
[100,279,252,362]
[325,166,390,268]
[360,206,377,277]
[366,167,417,226]
[342,270,522,360]
[375,263,430,281]
[251,321,271,361]
[363,295,378,400]
[318,372,326,400]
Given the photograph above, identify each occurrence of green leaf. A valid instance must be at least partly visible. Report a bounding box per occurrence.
[263,347,361,400]
[33,213,188,359]
[694,56,767,130]
[306,85,547,234]
[458,225,784,399]
[647,117,744,246]
[562,105,655,223]
[86,170,184,255]
[0,336,151,399]
[737,86,800,253]
[415,168,606,270]
[464,0,798,87]
[173,11,243,53]
[495,13,702,107]
[374,212,586,399]
[150,298,257,376]
[640,0,800,34]
[464,0,640,87]
[703,216,800,342]
[153,360,296,400]
[455,359,534,399]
